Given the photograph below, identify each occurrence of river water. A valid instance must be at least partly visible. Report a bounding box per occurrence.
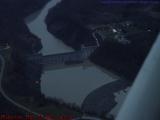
[25,0,116,107]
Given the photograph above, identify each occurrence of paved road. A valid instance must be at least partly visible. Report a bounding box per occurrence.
[0,55,44,117]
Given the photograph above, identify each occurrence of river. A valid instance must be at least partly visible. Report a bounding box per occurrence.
[25,0,116,109]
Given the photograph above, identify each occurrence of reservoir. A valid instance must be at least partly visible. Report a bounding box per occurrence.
[25,0,116,109]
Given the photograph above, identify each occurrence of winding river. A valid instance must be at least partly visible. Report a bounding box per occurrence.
[25,0,116,108]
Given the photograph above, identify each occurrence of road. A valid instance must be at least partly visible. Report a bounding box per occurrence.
[0,54,44,117]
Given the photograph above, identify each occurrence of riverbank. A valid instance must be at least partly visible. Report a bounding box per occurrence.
[0,0,49,114]
[26,0,117,110]
[45,1,160,82]
[0,0,84,117]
